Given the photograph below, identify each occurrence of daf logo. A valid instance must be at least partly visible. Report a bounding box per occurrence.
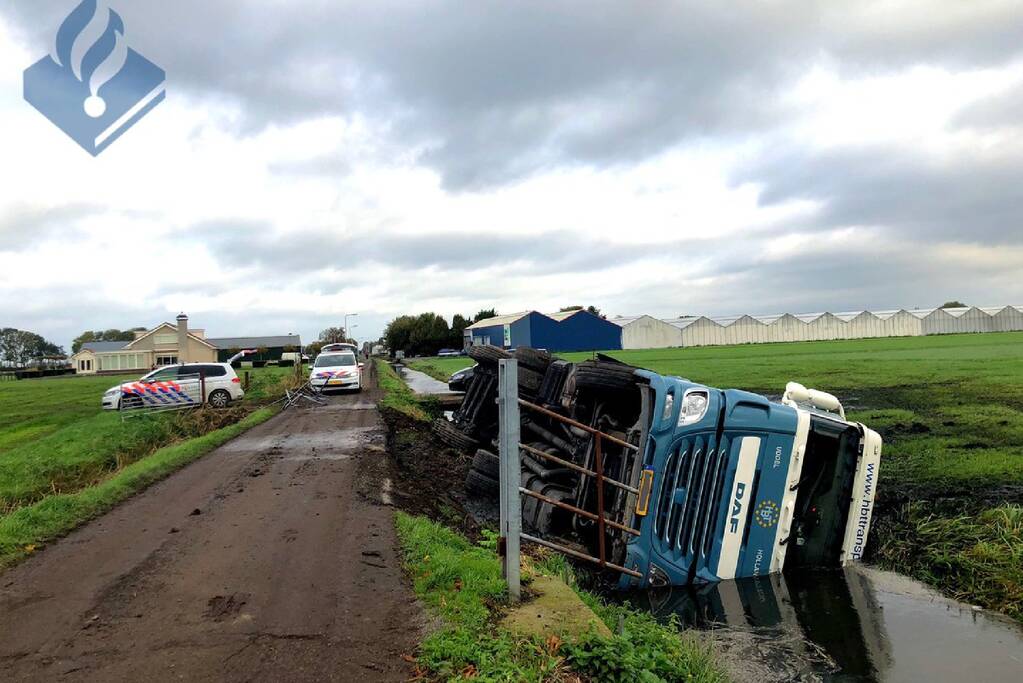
[729,482,747,533]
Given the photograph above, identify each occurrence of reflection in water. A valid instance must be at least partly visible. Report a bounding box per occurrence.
[636,565,1023,682]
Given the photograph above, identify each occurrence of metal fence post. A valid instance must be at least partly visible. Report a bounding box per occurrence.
[498,358,521,602]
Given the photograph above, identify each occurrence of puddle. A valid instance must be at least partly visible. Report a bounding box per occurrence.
[398,367,455,396]
[634,565,1023,682]
[222,428,385,461]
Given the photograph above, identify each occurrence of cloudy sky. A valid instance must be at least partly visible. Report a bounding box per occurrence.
[1,1,1021,350]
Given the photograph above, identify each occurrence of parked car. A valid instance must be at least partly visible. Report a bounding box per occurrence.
[438,348,464,357]
[310,352,362,392]
[435,346,883,590]
[448,364,476,392]
[103,363,244,410]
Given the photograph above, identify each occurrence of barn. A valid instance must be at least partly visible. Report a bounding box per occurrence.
[465,310,623,353]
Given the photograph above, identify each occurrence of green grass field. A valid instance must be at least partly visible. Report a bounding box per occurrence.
[0,366,298,564]
[409,332,1023,619]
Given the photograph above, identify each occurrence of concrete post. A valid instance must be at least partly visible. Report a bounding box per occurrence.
[498,358,521,602]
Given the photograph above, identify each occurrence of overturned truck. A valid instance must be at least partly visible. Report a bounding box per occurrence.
[433,346,882,590]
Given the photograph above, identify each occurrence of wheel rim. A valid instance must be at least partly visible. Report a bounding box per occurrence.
[211,393,227,408]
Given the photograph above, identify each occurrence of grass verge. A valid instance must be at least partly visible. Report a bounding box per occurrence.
[375,358,431,422]
[0,407,276,567]
[396,512,727,682]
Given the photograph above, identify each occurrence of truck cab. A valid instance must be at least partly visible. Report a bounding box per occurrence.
[619,374,882,589]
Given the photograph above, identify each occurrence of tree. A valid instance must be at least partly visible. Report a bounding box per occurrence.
[0,328,65,366]
[319,327,352,344]
[473,309,497,324]
[306,341,324,357]
[559,305,605,319]
[941,301,968,309]
[71,327,144,353]
[384,313,454,356]
[450,314,471,348]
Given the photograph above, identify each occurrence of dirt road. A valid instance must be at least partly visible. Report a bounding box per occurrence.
[0,364,422,682]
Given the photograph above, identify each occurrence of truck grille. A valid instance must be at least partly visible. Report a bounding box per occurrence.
[653,434,732,565]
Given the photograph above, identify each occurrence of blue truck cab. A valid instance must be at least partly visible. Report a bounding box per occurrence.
[617,372,883,590]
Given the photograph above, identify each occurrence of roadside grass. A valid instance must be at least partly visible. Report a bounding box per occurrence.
[395,512,727,682]
[375,358,431,422]
[0,367,296,520]
[0,407,276,567]
[874,505,1023,621]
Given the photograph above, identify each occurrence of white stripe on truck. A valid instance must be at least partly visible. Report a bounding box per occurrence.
[716,436,761,580]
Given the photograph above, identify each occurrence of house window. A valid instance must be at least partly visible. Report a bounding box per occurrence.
[156,356,178,366]
[155,334,177,345]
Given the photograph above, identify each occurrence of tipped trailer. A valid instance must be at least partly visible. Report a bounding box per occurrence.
[438,346,882,589]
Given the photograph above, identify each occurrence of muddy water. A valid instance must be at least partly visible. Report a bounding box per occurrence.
[396,365,456,395]
[636,565,1023,682]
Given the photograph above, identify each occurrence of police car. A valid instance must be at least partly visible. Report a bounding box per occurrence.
[102,363,245,410]
[310,351,363,392]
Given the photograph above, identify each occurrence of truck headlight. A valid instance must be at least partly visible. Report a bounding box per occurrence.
[678,390,709,426]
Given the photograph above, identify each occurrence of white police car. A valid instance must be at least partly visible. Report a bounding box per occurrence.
[310,352,362,392]
[103,363,245,410]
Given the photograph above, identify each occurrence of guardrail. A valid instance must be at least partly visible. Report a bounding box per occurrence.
[497,359,644,602]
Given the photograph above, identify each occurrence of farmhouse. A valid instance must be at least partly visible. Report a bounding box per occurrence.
[70,314,301,375]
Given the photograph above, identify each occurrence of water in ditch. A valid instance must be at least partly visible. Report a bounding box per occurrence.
[634,564,1023,682]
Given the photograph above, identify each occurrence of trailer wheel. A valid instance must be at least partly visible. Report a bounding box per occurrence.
[573,360,637,393]
[432,418,479,452]
[471,448,501,479]
[465,469,499,498]
[468,345,512,366]
[514,347,552,373]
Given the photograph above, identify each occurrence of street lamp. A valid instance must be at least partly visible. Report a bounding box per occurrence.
[344,313,359,341]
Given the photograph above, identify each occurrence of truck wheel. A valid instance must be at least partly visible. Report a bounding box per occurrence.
[465,469,499,498]
[518,366,544,395]
[514,347,552,373]
[432,418,479,452]
[573,360,637,393]
[468,345,512,366]
[472,448,500,479]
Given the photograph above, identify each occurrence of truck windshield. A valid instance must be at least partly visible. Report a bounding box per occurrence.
[315,354,356,368]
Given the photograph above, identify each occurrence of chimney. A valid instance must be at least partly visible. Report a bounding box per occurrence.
[177,313,189,364]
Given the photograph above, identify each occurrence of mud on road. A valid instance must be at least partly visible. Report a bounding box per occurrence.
[0,363,423,682]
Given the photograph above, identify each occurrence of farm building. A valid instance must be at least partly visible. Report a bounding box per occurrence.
[70,314,301,375]
[207,335,303,363]
[465,310,622,353]
[614,316,683,349]
[660,306,1021,348]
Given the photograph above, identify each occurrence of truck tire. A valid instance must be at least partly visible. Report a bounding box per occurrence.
[432,418,479,452]
[514,347,552,373]
[472,448,501,479]
[573,360,637,393]
[465,469,499,497]
[468,344,512,366]
[518,366,544,394]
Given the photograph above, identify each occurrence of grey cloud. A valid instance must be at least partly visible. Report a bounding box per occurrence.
[7,2,1023,189]
[953,81,1023,131]
[0,203,102,249]
[735,146,1023,244]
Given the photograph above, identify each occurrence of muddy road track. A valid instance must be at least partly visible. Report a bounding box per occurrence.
[0,363,422,682]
